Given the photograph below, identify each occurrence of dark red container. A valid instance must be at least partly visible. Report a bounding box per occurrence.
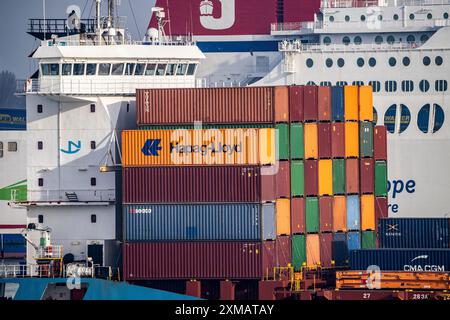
[123,242,264,280]
[276,161,290,198]
[346,158,360,194]
[319,196,333,232]
[319,233,333,268]
[318,87,332,121]
[375,197,389,222]
[262,241,276,279]
[318,122,332,159]
[360,158,375,194]
[374,125,388,161]
[275,236,292,267]
[303,85,318,121]
[123,166,272,203]
[289,86,304,122]
[331,122,345,158]
[291,197,306,234]
[304,160,318,196]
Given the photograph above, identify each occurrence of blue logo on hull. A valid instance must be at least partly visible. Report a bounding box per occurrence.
[141,139,162,156]
[60,140,81,154]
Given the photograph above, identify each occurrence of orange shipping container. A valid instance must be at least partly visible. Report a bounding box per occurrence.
[361,194,376,230]
[333,196,347,232]
[122,128,275,166]
[345,122,359,158]
[304,123,318,159]
[276,199,291,236]
[275,86,289,122]
[358,86,374,121]
[306,234,321,267]
[344,86,359,121]
[318,159,333,196]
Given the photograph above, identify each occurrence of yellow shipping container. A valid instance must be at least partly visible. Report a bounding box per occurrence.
[333,196,347,232]
[344,86,359,121]
[359,85,374,121]
[122,128,275,166]
[276,199,291,236]
[361,194,376,230]
[304,123,318,159]
[306,234,321,267]
[345,122,359,158]
[318,159,333,196]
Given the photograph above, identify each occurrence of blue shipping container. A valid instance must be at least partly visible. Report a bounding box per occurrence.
[2,244,26,253]
[332,232,348,267]
[346,195,360,231]
[331,87,344,122]
[262,204,276,240]
[1,234,25,245]
[124,203,273,241]
[347,231,361,250]
[349,249,450,272]
[0,108,26,130]
[379,218,450,249]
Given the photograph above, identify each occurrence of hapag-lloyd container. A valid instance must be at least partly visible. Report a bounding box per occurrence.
[290,123,304,159]
[123,242,267,280]
[122,128,275,166]
[292,234,306,271]
[320,233,333,268]
[289,86,304,122]
[319,196,333,232]
[124,203,271,241]
[136,86,289,125]
[331,123,345,158]
[318,122,331,159]
[303,85,318,121]
[123,166,273,203]
[318,87,332,121]
[291,197,306,234]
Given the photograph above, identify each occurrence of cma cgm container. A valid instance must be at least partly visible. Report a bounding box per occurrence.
[123,242,266,280]
[122,128,275,166]
[136,86,289,125]
[124,203,274,241]
[379,218,450,248]
[123,166,275,203]
[349,249,450,272]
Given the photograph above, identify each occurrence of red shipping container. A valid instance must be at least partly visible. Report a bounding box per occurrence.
[331,123,345,158]
[123,166,272,203]
[303,85,318,121]
[374,125,388,161]
[262,241,276,279]
[346,158,360,194]
[375,196,389,221]
[304,160,318,196]
[319,233,333,268]
[136,87,289,125]
[360,159,375,194]
[289,86,304,122]
[319,196,333,232]
[123,242,265,280]
[318,122,332,159]
[276,161,290,198]
[318,87,332,121]
[276,236,292,267]
[291,198,306,234]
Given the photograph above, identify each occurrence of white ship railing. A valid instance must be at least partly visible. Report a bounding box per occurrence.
[279,40,424,52]
[26,189,116,203]
[43,37,195,47]
[0,264,56,278]
[321,0,450,8]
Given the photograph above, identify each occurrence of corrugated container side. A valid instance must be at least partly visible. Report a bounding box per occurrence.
[292,234,306,271]
[306,234,321,267]
[318,159,333,196]
[261,166,276,202]
[320,233,333,268]
[360,158,375,194]
[359,122,374,158]
[262,203,276,240]
[359,86,374,121]
[333,232,348,267]
[361,231,377,249]
[344,122,359,158]
[318,86,332,121]
[331,122,345,158]
[291,197,306,234]
[332,159,345,195]
[331,86,344,122]
[275,86,289,123]
[344,86,359,121]
[123,166,262,203]
[276,161,290,198]
[303,85,318,121]
[276,199,291,236]
[289,86,304,122]
[347,195,361,231]
[318,122,332,159]
[345,158,360,194]
[304,123,318,159]
[374,125,387,161]
[276,236,292,267]
[347,231,361,250]
[375,160,388,197]
[262,241,276,279]
[361,194,376,231]
[290,160,304,197]
[123,242,264,280]
[319,196,333,232]
[304,159,318,196]
[306,197,319,233]
[290,123,304,159]
[333,196,347,232]
[276,123,289,160]
[375,197,388,223]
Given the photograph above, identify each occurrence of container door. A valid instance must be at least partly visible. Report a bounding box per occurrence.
[276,199,291,236]
[290,160,304,197]
[289,86,304,122]
[346,195,361,231]
[305,197,319,233]
[375,161,388,196]
[332,159,345,195]
[291,198,306,234]
[304,160,318,196]
[318,122,332,159]
[290,123,304,160]
[318,86,332,121]
[359,122,374,158]
[358,86,374,122]
[319,159,333,196]
[262,203,276,240]
[292,234,306,271]
[344,86,359,121]
[344,122,359,158]
[333,196,347,232]
[304,123,318,159]
[276,123,289,160]
[303,86,318,121]
[331,86,344,122]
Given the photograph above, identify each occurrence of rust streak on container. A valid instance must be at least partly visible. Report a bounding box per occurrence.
[289,86,304,122]
[319,196,333,232]
[346,158,360,194]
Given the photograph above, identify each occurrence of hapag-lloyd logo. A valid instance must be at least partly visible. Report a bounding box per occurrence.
[199,0,236,30]
[169,141,242,155]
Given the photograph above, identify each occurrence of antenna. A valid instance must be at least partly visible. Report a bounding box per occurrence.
[152,7,167,41]
[43,0,46,41]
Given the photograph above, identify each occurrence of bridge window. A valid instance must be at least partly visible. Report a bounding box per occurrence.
[388,57,397,67]
[354,36,362,45]
[337,58,345,68]
[145,63,157,76]
[73,63,85,75]
[444,12,449,19]
[369,81,381,92]
[111,63,124,76]
[406,35,415,43]
[393,14,399,20]
[8,142,17,152]
[86,63,97,75]
[345,15,350,22]
[342,36,350,45]
[306,58,314,68]
[323,37,331,45]
[187,64,197,76]
[401,80,414,92]
[352,81,364,86]
[124,63,135,75]
[326,58,333,68]
[176,64,188,76]
[419,80,430,92]
[320,81,332,86]
[336,81,348,86]
[435,80,448,92]
[41,63,59,76]
[156,64,167,76]
[387,35,395,44]
[98,63,111,76]
[385,81,397,92]
[409,14,415,20]
[423,56,431,66]
[369,57,376,67]
[166,63,177,76]
[435,56,443,66]
[0,142,2,158]
[62,63,72,76]
[375,36,383,44]
[306,81,316,85]
[427,13,433,20]
[402,57,411,66]
[418,104,445,133]
[384,104,411,134]
[357,58,365,67]
[134,63,145,75]
[420,34,429,42]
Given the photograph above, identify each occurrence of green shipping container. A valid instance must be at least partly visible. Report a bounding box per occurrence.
[332,159,345,195]
[375,160,388,196]
[359,122,374,157]
[290,123,304,160]
[361,231,377,249]
[277,123,290,160]
[305,197,319,233]
[292,234,306,271]
[291,160,304,197]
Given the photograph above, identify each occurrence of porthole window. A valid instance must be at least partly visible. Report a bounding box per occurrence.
[418,104,445,133]
[337,58,345,67]
[423,56,431,66]
[419,80,430,92]
[435,80,448,92]
[427,13,433,20]
[345,15,350,22]
[361,15,366,21]
[352,81,364,86]
[306,58,314,68]
[403,57,411,66]
[336,81,348,86]
[369,81,381,92]
[385,80,397,92]
[357,58,365,67]
[375,35,383,44]
[389,57,397,67]
[409,14,415,20]
[393,14,399,20]
[342,36,351,45]
[320,81,332,86]
[406,35,415,43]
[384,104,411,134]
[326,58,333,68]
[323,36,331,45]
[306,81,316,85]
[378,15,383,21]
[444,12,449,19]
[401,80,414,92]
[354,36,362,45]
[387,35,395,44]
[369,57,377,67]
[329,16,335,22]
[373,107,378,125]
[420,34,429,43]
[435,56,443,66]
